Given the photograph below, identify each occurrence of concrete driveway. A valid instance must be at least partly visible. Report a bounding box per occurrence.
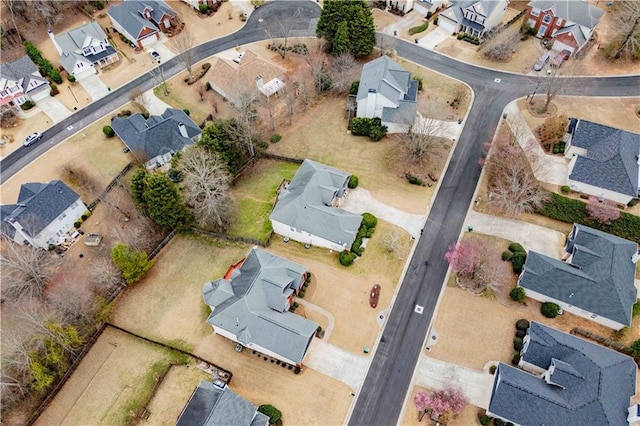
[415,113,465,140]
[467,210,567,257]
[413,355,495,409]
[305,339,369,390]
[146,90,174,116]
[340,188,424,237]
[418,27,452,50]
[36,96,73,123]
[78,73,109,101]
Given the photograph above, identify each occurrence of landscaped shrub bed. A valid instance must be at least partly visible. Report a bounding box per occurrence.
[408,22,429,35]
[541,302,561,318]
[538,193,640,242]
[24,41,63,83]
[457,32,481,45]
[185,63,211,85]
[350,117,387,141]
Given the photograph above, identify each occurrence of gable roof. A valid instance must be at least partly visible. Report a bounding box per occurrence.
[528,0,603,30]
[0,56,47,93]
[269,159,362,248]
[568,119,640,198]
[488,322,637,425]
[519,224,637,326]
[440,0,504,26]
[111,108,200,160]
[108,0,175,40]
[53,21,107,54]
[176,381,269,426]
[1,181,81,238]
[203,248,318,365]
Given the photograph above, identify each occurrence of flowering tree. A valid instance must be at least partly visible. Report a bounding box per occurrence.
[586,196,621,225]
[413,389,430,421]
[424,385,469,424]
[444,239,480,277]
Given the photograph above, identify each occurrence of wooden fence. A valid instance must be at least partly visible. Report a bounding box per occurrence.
[87,163,133,211]
[191,227,271,247]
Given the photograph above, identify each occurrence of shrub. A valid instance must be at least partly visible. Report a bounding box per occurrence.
[561,185,571,193]
[21,100,34,110]
[631,339,640,359]
[511,353,521,365]
[369,125,386,141]
[103,125,115,138]
[298,291,305,298]
[515,319,530,331]
[351,238,364,256]
[516,329,526,338]
[317,325,323,333]
[479,414,491,426]
[513,337,523,351]
[361,213,377,229]
[50,84,59,96]
[509,287,526,302]
[433,17,438,25]
[349,80,360,95]
[407,175,423,185]
[294,366,301,374]
[199,3,208,13]
[457,32,465,40]
[67,74,76,83]
[408,22,428,35]
[633,301,640,317]
[511,252,526,274]
[339,250,356,266]
[412,76,423,91]
[74,221,81,228]
[270,134,282,143]
[348,175,359,189]
[258,405,282,424]
[501,251,513,261]
[365,227,375,238]
[205,81,212,91]
[81,214,88,221]
[351,117,372,136]
[508,243,525,253]
[541,302,561,318]
[182,109,190,116]
[489,365,497,375]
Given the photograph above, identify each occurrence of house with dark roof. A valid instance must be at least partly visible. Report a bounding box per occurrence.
[270,159,362,252]
[108,0,177,49]
[356,55,418,133]
[50,21,119,78]
[0,56,50,113]
[111,108,201,170]
[525,0,603,56]
[487,322,637,425]
[564,118,640,205]
[202,247,318,367]
[1,181,87,249]
[517,224,638,330]
[385,0,446,14]
[176,380,269,426]
[438,0,509,38]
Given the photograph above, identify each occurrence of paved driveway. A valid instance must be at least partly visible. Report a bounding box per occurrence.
[413,355,495,409]
[467,210,567,257]
[78,73,110,101]
[418,27,452,50]
[415,113,465,140]
[36,96,73,123]
[305,339,369,390]
[146,90,174,115]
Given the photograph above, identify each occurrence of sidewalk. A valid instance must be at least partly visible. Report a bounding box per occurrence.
[414,355,494,409]
[305,339,369,390]
[467,210,566,257]
[504,102,568,186]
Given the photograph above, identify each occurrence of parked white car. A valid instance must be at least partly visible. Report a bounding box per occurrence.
[148,48,161,63]
[23,132,42,147]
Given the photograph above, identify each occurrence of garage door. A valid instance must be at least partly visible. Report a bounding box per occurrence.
[140,34,157,48]
[438,17,458,35]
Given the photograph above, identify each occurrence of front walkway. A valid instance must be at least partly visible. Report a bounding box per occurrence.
[504,101,568,186]
[466,210,566,257]
[340,187,425,238]
[413,355,495,409]
[305,339,369,391]
[36,96,73,123]
[297,299,335,341]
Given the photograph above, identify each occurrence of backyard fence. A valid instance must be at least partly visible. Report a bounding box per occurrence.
[258,152,304,164]
[191,227,271,247]
[148,229,177,260]
[87,163,133,211]
[571,328,633,356]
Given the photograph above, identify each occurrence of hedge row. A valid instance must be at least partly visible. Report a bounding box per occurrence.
[538,193,640,242]
[24,41,63,84]
[351,117,387,141]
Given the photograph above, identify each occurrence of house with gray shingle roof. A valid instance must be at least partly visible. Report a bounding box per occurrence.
[487,322,637,425]
[202,247,317,367]
[356,55,418,133]
[270,159,362,251]
[50,21,119,78]
[111,108,201,170]
[108,0,176,49]
[438,0,509,38]
[564,118,640,205]
[176,380,269,426]
[525,0,603,55]
[0,56,50,113]
[1,181,87,249]
[517,224,638,330]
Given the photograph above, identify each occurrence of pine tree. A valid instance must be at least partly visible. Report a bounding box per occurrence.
[130,168,148,205]
[142,173,193,229]
[317,0,376,58]
[110,243,154,284]
[332,21,350,56]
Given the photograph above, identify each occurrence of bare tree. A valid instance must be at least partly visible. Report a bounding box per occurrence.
[378,33,397,57]
[397,114,449,164]
[150,67,171,96]
[3,0,28,39]
[606,1,640,60]
[31,0,58,27]
[111,218,156,253]
[229,81,259,157]
[280,78,297,126]
[178,146,234,230]
[90,257,125,296]
[129,87,149,113]
[264,9,300,59]
[259,95,277,132]
[330,53,360,94]
[47,275,96,326]
[0,238,57,301]
[541,67,563,112]
[482,31,518,62]
[382,229,408,258]
[172,29,195,77]
[197,83,205,101]
[484,134,550,216]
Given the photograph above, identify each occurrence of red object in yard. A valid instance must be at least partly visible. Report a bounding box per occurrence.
[370,284,380,308]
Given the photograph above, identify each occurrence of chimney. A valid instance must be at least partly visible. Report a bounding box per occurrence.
[177,122,188,138]
[48,30,63,56]
[256,75,264,89]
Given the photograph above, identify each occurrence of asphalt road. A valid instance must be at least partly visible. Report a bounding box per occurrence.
[2,3,639,424]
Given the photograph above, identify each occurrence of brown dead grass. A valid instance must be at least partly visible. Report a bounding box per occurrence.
[372,8,402,31]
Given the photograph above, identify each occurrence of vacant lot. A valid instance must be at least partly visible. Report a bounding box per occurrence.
[228,159,299,241]
[34,326,186,426]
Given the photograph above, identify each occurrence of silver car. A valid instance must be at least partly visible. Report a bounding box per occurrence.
[23,132,42,147]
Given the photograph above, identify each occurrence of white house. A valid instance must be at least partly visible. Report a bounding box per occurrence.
[270,159,362,251]
[180,0,217,10]
[356,55,418,133]
[564,118,640,205]
[51,21,119,78]
[517,224,638,330]
[438,0,509,37]
[386,0,447,14]
[202,247,317,367]
[0,56,50,113]
[1,181,87,249]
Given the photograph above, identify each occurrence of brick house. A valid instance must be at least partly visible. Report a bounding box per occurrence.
[108,0,177,48]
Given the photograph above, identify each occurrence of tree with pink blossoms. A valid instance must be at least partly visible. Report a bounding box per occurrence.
[422,385,468,424]
[413,389,430,421]
[586,196,621,225]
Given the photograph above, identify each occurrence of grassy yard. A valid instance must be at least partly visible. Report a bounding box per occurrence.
[227,159,300,241]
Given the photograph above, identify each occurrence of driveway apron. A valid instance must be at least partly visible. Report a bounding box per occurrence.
[305,339,369,391]
[36,96,73,123]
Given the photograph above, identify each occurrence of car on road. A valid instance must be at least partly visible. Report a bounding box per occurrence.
[533,53,551,71]
[23,132,42,147]
[148,48,161,63]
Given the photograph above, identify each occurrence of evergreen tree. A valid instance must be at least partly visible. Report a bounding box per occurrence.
[130,168,148,205]
[317,0,376,58]
[349,3,377,58]
[142,173,193,229]
[110,243,154,284]
[198,118,248,175]
[332,21,350,56]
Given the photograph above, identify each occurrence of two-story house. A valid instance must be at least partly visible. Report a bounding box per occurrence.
[525,0,603,55]
[0,56,50,113]
[108,0,177,48]
[51,21,119,79]
[438,0,509,38]
[1,180,87,249]
[181,0,217,10]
